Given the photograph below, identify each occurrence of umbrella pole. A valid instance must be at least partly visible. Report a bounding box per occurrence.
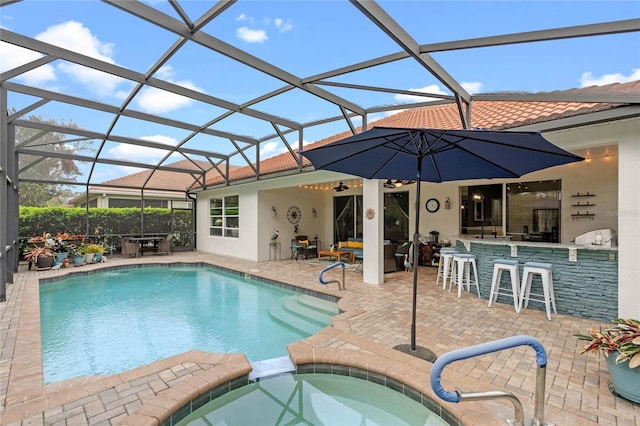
[394,150,435,362]
[410,159,421,351]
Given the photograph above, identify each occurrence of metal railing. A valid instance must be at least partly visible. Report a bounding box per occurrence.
[318,262,345,291]
[430,335,548,426]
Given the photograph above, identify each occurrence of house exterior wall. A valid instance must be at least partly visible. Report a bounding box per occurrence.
[197,184,259,261]
[616,119,640,318]
[195,117,638,319]
[197,171,345,262]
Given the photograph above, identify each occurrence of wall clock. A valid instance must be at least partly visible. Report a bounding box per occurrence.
[287,205,301,224]
[426,198,440,213]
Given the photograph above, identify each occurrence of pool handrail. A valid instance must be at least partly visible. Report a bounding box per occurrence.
[318,262,345,290]
[429,335,547,426]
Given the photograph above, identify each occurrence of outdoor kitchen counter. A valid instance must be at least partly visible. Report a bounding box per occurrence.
[451,235,618,250]
[447,236,618,321]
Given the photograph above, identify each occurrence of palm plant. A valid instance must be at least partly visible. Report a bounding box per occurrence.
[575,318,640,368]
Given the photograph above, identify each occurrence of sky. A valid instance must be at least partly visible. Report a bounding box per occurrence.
[1,0,639,184]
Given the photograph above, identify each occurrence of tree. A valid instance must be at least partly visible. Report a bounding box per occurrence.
[15,111,94,206]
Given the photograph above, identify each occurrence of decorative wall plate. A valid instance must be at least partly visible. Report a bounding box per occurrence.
[287,205,301,224]
[366,207,375,220]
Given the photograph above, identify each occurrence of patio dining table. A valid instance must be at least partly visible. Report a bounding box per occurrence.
[128,236,166,254]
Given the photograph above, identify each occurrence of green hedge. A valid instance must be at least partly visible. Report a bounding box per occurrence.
[19,207,192,251]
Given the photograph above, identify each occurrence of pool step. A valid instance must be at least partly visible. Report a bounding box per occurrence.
[282,296,336,327]
[268,295,337,335]
[296,294,339,315]
[268,301,323,336]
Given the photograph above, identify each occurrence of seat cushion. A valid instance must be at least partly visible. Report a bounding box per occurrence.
[524,262,552,270]
[494,259,518,266]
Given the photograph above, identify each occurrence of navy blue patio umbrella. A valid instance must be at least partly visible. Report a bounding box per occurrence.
[300,126,583,356]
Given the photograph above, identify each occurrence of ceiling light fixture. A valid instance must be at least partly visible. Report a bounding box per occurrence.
[384,179,416,189]
[332,181,350,192]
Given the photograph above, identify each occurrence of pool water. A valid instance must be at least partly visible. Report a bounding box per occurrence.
[176,373,450,425]
[39,266,336,383]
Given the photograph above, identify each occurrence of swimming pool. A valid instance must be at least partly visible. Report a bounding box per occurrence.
[176,372,450,425]
[39,265,338,383]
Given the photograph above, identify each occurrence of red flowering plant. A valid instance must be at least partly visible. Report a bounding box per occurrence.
[574,318,640,368]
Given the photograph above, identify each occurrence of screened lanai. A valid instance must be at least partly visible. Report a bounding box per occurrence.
[1,0,640,300]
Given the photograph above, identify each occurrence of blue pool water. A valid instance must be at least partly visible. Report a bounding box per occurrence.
[176,373,450,425]
[39,266,336,384]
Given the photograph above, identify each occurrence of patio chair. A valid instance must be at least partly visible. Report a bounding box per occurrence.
[290,235,317,260]
[155,234,173,255]
[120,237,139,258]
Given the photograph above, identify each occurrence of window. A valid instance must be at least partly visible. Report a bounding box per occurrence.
[210,195,239,238]
[459,180,561,242]
[108,198,168,208]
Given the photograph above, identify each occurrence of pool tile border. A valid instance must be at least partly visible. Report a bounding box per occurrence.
[39,262,340,304]
[158,374,251,426]
[295,364,460,425]
[137,363,461,426]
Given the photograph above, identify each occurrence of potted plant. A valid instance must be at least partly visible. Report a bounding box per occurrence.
[23,245,55,270]
[69,244,87,266]
[85,243,105,263]
[575,318,640,403]
[51,239,70,264]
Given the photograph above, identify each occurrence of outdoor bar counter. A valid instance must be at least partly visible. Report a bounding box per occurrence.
[449,236,618,322]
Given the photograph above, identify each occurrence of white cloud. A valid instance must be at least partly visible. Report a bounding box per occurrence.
[35,21,125,97]
[37,21,114,62]
[0,42,56,84]
[262,138,313,156]
[237,26,268,43]
[135,65,203,114]
[261,141,281,157]
[274,18,293,33]
[394,84,448,103]
[461,81,482,94]
[107,134,178,164]
[394,82,482,104]
[236,13,254,24]
[580,69,640,87]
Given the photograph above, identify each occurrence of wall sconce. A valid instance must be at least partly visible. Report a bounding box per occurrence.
[312,208,317,218]
[271,206,277,217]
[444,197,451,210]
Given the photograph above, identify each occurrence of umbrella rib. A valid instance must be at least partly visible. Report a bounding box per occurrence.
[423,131,579,177]
[310,131,416,177]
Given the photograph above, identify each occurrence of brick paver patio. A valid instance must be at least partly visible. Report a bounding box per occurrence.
[1,252,638,425]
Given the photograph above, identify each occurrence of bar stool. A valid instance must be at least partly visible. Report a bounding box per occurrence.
[488,259,521,312]
[519,262,556,320]
[449,253,481,298]
[436,248,458,289]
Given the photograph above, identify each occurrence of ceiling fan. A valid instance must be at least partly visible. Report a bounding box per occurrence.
[332,181,350,192]
[384,179,416,188]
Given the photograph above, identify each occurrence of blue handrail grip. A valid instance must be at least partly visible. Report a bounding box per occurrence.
[319,262,345,284]
[430,335,547,403]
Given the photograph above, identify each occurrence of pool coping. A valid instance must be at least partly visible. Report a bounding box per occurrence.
[120,327,500,426]
[1,259,361,424]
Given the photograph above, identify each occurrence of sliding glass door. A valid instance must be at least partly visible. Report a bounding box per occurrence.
[333,195,363,244]
[384,191,410,243]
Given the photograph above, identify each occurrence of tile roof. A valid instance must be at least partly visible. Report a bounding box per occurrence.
[96,159,235,194]
[204,80,639,187]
